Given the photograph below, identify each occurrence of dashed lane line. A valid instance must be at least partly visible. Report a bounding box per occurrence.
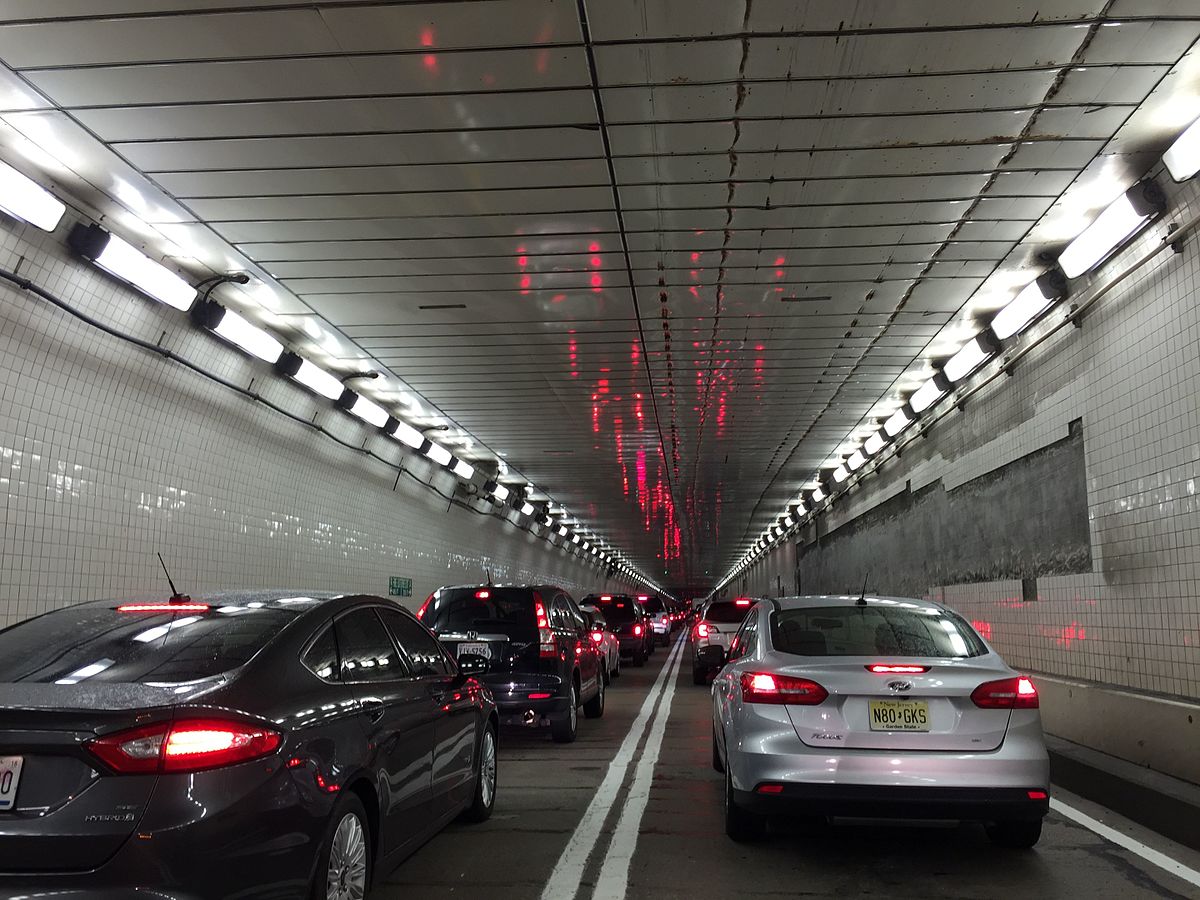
[540,637,686,900]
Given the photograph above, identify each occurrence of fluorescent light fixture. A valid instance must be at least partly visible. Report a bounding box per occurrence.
[571,534,581,544]
[884,406,914,436]
[832,465,849,484]
[864,432,886,456]
[558,525,569,537]
[909,378,945,413]
[213,308,282,363]
[991,271,1067,340]
[0,160,65,231]
[1057,181,1164,279]
[451,458,474,479]
[943,332,999,383]
[484,481,510,502]
[782,514,795,527]
[349,395,389,428]
[392,420,424,449]
[847,450,867,471]
[293,360,343,400]
[520,501,536,516]
[810,485,826,503]
[70,225,196,311]
[1164,116,1200,181]
[424,441,452,466]
[582,541,591,550]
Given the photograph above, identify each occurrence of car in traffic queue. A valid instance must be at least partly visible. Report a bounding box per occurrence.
[0,590,498,900]
[711,595,1050,847]
[691,597,755,684]
[419,585,605,743]
[580,603,621,683]
[582,594,654,666]
[638,594,674,646]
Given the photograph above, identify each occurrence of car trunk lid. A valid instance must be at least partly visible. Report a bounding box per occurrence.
[780,660,1013,751]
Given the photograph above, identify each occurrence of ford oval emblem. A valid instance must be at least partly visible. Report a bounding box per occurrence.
[887,680,913,692]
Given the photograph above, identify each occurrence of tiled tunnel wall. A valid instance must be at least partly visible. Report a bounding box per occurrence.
[0,210,631,627]
[741,168,1200,709]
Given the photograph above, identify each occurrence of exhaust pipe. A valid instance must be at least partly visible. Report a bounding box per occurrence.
[522,709,538,726]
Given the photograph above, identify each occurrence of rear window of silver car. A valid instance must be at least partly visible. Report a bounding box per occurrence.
[770,606,987,658]
[703,602,751,624]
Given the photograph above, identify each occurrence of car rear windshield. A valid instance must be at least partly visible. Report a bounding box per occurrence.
[770,605,987,658]
[585,595,637,624]
[640,597,665,613]
[703,602,751,624]
[0,603,300,684]
[423,588,537,637]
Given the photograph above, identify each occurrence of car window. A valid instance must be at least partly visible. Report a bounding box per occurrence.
[562,596,587,632]
[551,596,575,631]
[379,608,451,677]
[770,605,988,658]
[423,587,536,636]
[586,596,637,623]
[730,612,758,660]
[335,608,406,681]
[703,602,751,624]
[301,624,339,681]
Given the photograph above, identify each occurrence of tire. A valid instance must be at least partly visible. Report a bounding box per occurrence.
[601,661,611,686]
[712,727,724,773]
[692,662,707,685]
[460,724,497,823]
[985,819,1042,849]
[724,761,766,843]
[551,682,579,743]
[312,793,371,900]
[584,672,605,719]
[632,648,646,667]
[612,657,620,679]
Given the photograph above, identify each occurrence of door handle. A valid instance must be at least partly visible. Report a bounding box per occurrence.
[361,699,385,724]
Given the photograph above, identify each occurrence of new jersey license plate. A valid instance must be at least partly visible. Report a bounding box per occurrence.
[0,755,24,811]
[868,699,930,731]
[457,642,491,659]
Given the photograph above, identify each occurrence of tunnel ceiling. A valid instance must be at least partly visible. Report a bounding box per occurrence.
[0,1,1198,597]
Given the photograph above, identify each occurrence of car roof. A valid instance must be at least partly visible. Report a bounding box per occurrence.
[435,584,560,593]
[761,595,947,614]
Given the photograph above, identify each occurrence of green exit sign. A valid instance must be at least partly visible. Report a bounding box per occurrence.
[388,576,412,597]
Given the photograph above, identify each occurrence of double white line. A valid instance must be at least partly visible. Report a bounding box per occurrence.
[541,637,687,900]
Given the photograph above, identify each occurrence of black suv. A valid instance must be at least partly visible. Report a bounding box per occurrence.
[419,585,604,742]
[583,594,653,667]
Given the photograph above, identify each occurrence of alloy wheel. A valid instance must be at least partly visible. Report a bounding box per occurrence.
[326,813,367,900]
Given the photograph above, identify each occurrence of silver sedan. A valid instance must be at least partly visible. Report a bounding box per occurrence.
[712,595,1049,847]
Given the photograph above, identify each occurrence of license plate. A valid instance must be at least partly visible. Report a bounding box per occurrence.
[0,755,23,811]
[869,699,930,732]
[457,642,491,659]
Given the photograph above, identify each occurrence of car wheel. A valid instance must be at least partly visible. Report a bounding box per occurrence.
[712,727,724,773]
[633,648,646,667]
[551,682,579,743]
[612,656,620,679]
[601,661,611,686]
[693,662,707,685]
[584,672,605,719]
[312,793,370,900]
[985,819,1042,849]
[724,754,765,842]
[460,724,497,823]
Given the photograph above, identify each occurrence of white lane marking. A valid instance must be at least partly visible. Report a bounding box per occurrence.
[540,637,686,900]
[1050,798,1200,889]
[591,637,686,900]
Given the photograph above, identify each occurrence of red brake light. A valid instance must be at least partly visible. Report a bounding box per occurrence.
[1028,790,1048,800]
[971,676,1039,709]
[867,664,930,674]
[117,603,209,613]
[535,594,556,658]
[633,624,643,636]
[590,631,604,643]
[637,595,649,601]
[529,692,552,700]
[600,595,612,601]
[740,672,827,705]
[696,622,710,638]
[735,598,752,607]
[755,783,785,795]
[88,719,281,774]
[416,593,434,620]
[475,589,490,599]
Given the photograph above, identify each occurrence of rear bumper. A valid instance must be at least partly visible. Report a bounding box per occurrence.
[693,644,726,667]
[650,621,669,635]
[482,676,571,721]
[616,636,644,655]
[735,783,1049,821]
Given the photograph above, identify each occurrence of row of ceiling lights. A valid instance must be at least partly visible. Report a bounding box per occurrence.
[714,110,1200,595]
[0,159,668,595]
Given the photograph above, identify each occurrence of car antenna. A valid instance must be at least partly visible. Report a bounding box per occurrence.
[157,552,191,603]
[484,568,493,586]
[856,572,870,606]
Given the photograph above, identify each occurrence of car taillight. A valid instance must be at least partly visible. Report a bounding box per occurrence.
[971,676,1039,709]
[633,624,643,636]
[590,631,604,643]
[1027,790,1049,800]
[696,622,710,638]
[866,664,930,674]
[735,598,752,607]
[740,672,827,705]
[116,603,210,613]
[416,593,434,619]
[535,595,556,658]
[88,719,281,774]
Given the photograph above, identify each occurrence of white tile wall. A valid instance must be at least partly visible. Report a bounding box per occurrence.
[744,170,1200,702]
[0,211,631,626]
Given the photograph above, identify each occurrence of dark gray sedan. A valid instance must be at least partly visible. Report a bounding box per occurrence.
[0,590,498,899]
